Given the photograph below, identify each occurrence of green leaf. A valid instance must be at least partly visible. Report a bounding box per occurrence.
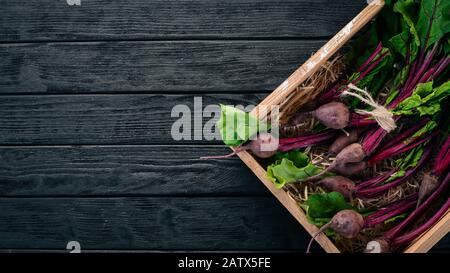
[387,143,427,182]
[266,151,323,189]
[394,81,450,116]
[389,29,411,58]
[416,0,450,50]
[302,192,354,226]
[393,0,420,59]
[216,105,269,146]
[444,36,450,54]
[384,213,408,224]
[386,169,406,182]
[385,89,400,106]
[411,120,438,139]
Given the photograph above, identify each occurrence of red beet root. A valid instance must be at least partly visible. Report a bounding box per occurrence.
[200,132,278,160]
[417,173,440,208]
[334,143,366,164]
[307,210,364,253]
[329,130,359,154]
[333,161,367,177]
[312,101,350,129]
[318,176,356,199]
[364,238,390,253]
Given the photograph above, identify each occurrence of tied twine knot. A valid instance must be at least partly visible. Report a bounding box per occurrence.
[342,84,397,132]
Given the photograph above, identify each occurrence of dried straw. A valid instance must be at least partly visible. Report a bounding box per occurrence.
[279,54,346,127]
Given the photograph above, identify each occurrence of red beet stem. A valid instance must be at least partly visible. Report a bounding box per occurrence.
[318,44,388,104]
[278,130,337,152]
[279,130,334,145]
[350,113,378,127]
[357,42,383,73]
[431,57,450,80]
[392,197,450,247]
[356,169,398,190]
[434,136,450,175]
[364,193,418,220]
[368,130,437,166]
[360,121,393,156]
[382,118,430,151]
[402,45,438,97]
[365,200,417,228]
[384,172,450,241]
[354,51,389,83]
[356,148,431,199]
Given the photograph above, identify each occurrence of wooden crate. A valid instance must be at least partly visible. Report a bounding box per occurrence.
[236,0,450,253]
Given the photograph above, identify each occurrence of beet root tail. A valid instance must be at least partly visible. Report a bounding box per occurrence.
[306,222,332,253]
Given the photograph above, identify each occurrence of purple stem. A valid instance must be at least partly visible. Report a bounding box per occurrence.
[392,197,450,246]
[364,193,418,221]
[365,200,417,228]
[319,45,388,103]
[368,130,437,166]
[434,136,450,175]
[356,148,431,199]
[356,169,398,190]
[402,45,438,96]
[431,57,450,80]
[349,113,379,127]
[278,131,337,152]
[381,118,430,151]
[354,51,389,83]
[384,172,450,241]
[279,130,334,145]
[357,42,383,73]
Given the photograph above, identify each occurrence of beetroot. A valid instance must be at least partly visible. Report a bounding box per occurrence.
[364,238,390,253]
[248,133,279,158]
[332,161,367,177]
[364,173,450,253]
[318,176,355,199]
[312,101,351,129]
[417,173,439,208]
[417,136,450,207]
[307,210,364,253]
[334,143,366,165]
[302,143,367,181]
[329,130,359,155]
[200,132,278,160]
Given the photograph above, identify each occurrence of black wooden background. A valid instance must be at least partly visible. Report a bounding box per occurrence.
[0,0,448,253]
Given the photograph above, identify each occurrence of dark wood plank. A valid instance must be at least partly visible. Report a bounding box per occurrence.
[0,41,324,93]
[0,196,446,252]
[0,197,311,250]
[0,94,265,145]
[0,145,266,196]
[0,0,365,42]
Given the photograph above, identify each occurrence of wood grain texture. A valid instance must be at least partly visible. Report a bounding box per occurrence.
[0,94,265,145]
[0,0,365,41]
[0,41,324,93]
[0,145,266,196]
[0,197,318,250]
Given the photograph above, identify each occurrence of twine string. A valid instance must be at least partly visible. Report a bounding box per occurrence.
[342,84,397,132]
